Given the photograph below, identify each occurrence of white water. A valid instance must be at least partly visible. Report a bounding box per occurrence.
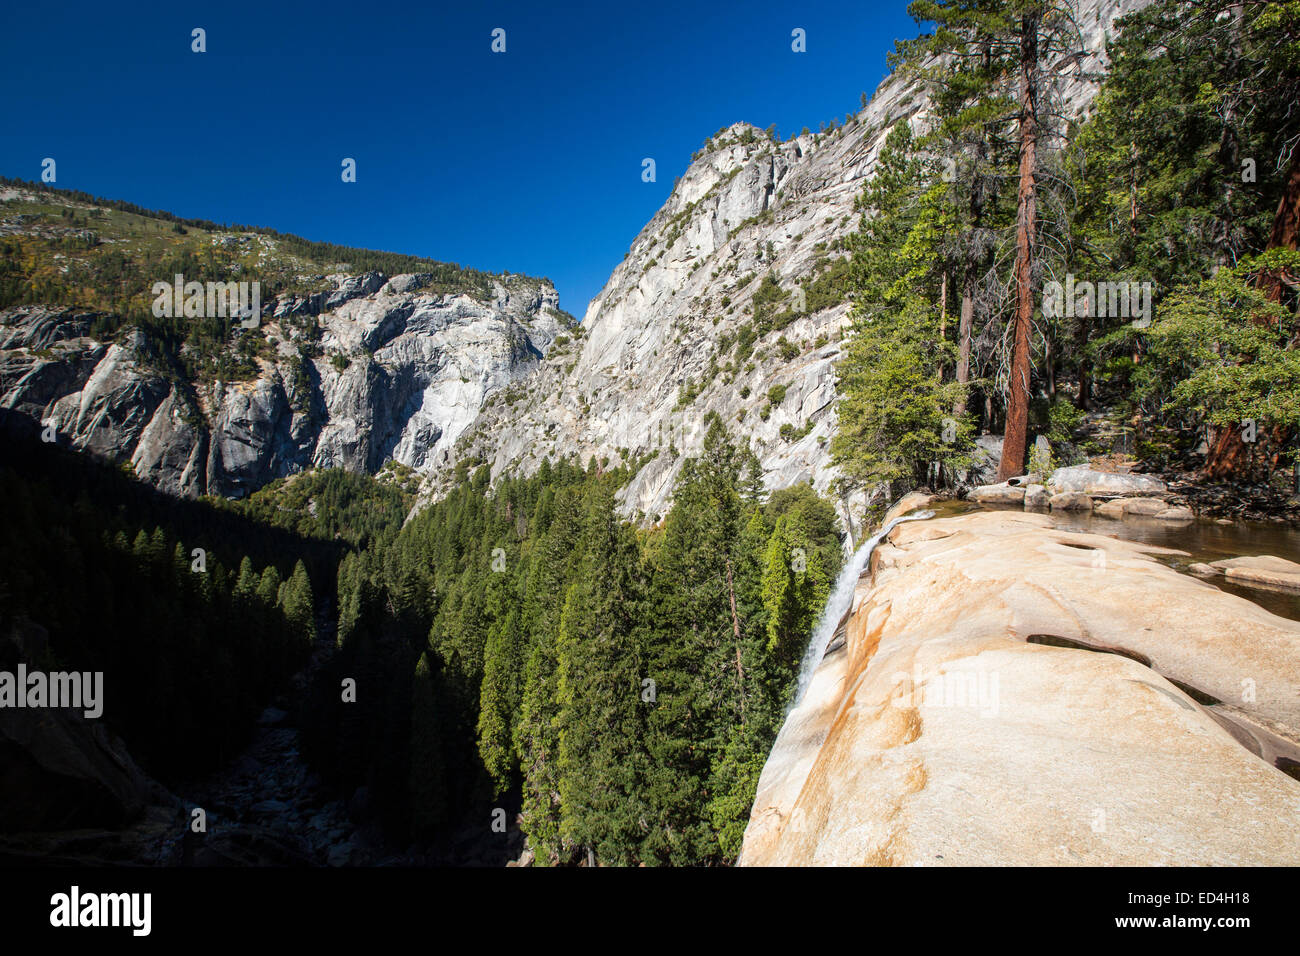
[791,510,935,707]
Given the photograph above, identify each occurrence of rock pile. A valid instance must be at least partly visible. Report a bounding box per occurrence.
[971,465,1194,520]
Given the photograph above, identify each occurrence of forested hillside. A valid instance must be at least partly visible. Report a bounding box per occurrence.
[304,416,842,863]
[0,422,322,776]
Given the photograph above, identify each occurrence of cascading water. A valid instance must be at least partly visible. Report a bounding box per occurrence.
[791,509,935,707]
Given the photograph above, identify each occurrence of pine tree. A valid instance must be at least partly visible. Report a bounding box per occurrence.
[281,559,316,648]
[832,124,971,496]
[409,651,448,838]
[476,607,520,796]
[554,483,649,865]
[896,0,1086,479]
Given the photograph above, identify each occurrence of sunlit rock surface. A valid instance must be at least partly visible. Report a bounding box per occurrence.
[739,510,1300,866]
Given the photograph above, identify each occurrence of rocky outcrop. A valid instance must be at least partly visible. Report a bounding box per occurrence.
[438,0,1149,522]
[970,461,1191,521]
[0,622,160,833]
[0,271,567,497]
[738,510,1300,866]
[3,0,1148,518]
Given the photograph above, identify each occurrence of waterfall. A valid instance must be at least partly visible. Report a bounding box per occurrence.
[791,509,935,707]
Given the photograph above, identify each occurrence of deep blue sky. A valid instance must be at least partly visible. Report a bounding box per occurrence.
[1,1,916,317]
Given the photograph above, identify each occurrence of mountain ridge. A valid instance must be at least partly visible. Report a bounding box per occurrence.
[1,0,1145,516]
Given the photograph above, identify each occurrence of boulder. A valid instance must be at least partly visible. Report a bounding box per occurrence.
[1209,555,1300,592]
[739,511,1300,866]
[970,482,1025,505]
[1094,498,1127,518]
[1095,497,1193,521]
[967,436,1004,486]
[1023,484,1049,509]
[1047,465,1167,497]
[1049,492,1093,511]
[884,492,935,526]
[1118,497,1167,515]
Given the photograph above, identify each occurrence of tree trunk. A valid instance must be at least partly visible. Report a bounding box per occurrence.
[1045,337,1056,400]
[953,275,975,419]
[998,15,1040,482]
[1129,140,1139,239]
[724,558,745,717]
[1259,148,1300,304]
[1076,310,1093,411]
[938,270,948,339]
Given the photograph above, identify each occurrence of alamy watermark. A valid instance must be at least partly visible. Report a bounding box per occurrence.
[0,664,103,718]
[1042,274,1152,329]
[50,886,150,936]
[890,662,999,717]
[151,273,260,328]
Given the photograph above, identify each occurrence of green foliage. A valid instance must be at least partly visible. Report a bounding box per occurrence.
[1135,254,1300,431]
[310,421,844,863]
[1068,0,1300,430]
[833,122,973,495]
[226,468,410,549]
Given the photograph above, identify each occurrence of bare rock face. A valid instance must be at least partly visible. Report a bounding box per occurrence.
[439,0,1148,523]
[0,273,566,497]
[738,510,1300,866]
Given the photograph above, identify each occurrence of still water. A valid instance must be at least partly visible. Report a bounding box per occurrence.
[935,500,1300,621]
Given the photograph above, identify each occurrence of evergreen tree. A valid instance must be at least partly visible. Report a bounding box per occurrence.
[281,559,317,647]
[555,483,649,865]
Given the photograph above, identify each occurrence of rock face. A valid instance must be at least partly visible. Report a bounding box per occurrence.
[738,510,1300,866]
[2,0,1148,516]
[436,0,1148,520]
[1,272,567,497]
[0,623,159,832]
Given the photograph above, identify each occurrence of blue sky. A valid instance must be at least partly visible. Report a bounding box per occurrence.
[1,1,916,317]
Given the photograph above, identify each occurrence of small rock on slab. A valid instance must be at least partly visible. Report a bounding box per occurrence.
[1209,555,1300,591]
[971,483,1026,505]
